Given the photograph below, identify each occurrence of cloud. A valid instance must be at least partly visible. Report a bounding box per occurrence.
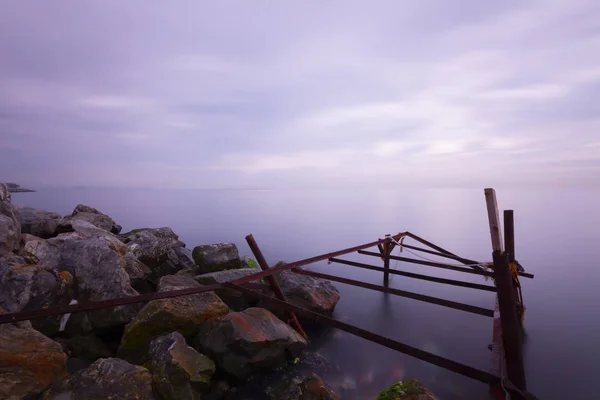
[0,0,599,188]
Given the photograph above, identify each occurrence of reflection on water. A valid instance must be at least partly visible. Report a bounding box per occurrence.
[13,187,600,399]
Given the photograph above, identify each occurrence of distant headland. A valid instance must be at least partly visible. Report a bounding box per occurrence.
[1,182,35,192]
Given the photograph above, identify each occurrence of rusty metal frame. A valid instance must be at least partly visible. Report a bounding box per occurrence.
[0,232,536,399]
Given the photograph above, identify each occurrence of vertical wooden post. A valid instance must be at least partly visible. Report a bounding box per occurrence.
[245,234,307,339]
[484,188,504,253]
[504,210,515,263]
[382,235,396,287]
[493,252,527,391]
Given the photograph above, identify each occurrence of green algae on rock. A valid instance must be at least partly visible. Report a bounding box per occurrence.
[376,379,438,400]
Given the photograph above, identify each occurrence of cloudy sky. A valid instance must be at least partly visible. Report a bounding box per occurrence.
[1,1,599,189]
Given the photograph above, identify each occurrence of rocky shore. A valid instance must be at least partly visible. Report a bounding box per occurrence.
[0,183,437,400]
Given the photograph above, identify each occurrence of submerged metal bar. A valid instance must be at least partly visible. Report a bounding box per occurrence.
[0,283,222,325]
[225,283,522,395]
[246,234,307,339]
[291,269,494,317]
[400,243,480,266]
[329,258,497,292]
[231,233,406,286]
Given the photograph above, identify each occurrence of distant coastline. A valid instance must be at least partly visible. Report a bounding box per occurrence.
[1,182,36,193]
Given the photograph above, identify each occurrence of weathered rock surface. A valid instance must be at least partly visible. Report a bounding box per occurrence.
[121,227,191,283]
[376,379,439,400]
[265,373,340,400]
[0,311,67,400]
[41,358,153,400]
[14,205,63,238]
[192,243,241,273]
[118,275,229,365]
[195,267,263,311]
[262,265,340,318]
[0,183,21,253]
[67,335,115,361]
[194,307,307,379]
[149,331,216,400]
[0,264,73,336]
[63,204,122,234]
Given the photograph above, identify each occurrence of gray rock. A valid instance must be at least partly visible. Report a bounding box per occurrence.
[62,204,122,234]
[21,236,62,267]
[41,358,153,400]
[121,227,189,283]
[149,331,216,400]
[262,266,340,318]
[0,264,73,336]
[194,307,307,379]
[195,267,263,311]
[0,183,21,253]
[0,311,67,400]
[14,205,63,238]
[192,243,241,273]
[117,275,229,365]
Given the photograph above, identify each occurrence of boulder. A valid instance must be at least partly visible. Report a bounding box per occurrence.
[192,243,241,273]
[193,307,307,379]
[262,265,340,317]
[121,227,191,282]
[195,267,263,310]
[14,205,63,238]
[375,379,439,400]
[265,373,340,400]
[0,183,21,253]
[118,275,229,365]
[0,264,73,336]
[63,204,122,234]
[0,310,67,399]
[67,335,115,361]
[149,331,216,400]
[21,235,62,267]
[41,358,153,400]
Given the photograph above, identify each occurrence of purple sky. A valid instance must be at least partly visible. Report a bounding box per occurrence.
[1,1,599,189]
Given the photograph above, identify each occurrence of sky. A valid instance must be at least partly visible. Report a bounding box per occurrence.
[1,0,599,189]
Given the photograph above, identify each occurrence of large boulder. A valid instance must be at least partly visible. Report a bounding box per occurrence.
[41,358,153,400]
[195,267,263,311]
[194,307,307,379]
[261,265,340,318]
[0,310,68,399]
[21,221,141,329]
[149,331,216,400]
[117,275,229,365]
[375,379,439,400]
[192,243,241,273]
[14,205,63,238]
[120,227,192,283]
[63,204,122,234]
[0,264,73,336]
[0,183,21,253]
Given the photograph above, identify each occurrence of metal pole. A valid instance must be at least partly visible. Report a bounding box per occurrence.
[504,210,516,263]
[245,234,307,339]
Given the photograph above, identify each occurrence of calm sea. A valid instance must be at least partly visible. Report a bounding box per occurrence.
[12,187,600,400]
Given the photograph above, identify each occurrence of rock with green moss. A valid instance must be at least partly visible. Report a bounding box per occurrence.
[149,331,216,400]
[376,379,438,400]
[192,243,241,273]
[117,275,229,365]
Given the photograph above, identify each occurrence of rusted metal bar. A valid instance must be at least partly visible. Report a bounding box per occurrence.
[400,243,479,266]
[0,283,222,325]
[245,234,307,339]
[329,258,497,292]
[359,250,534,279]
[291,269,494,317]
[405,231,461,258]
[231,233,406,286]
[224,283,532,399]
[381,237,396,287]
[493,251,527,392]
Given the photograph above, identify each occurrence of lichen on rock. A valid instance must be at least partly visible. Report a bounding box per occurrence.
[376,379,438,400]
